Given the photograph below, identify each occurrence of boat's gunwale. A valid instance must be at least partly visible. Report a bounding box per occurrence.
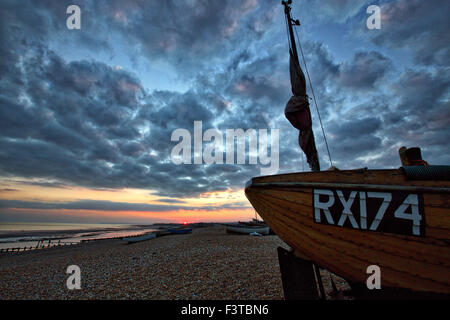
[246,167,450,191]
[249,167,389,180]
[247,181,450,194]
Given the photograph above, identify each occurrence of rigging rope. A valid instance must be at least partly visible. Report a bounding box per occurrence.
[293,25,333,168]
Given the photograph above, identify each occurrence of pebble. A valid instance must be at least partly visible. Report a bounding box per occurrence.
[0,226,351,299]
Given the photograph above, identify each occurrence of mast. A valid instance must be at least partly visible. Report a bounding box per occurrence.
[282,0,321,172]
[283,1,301,70]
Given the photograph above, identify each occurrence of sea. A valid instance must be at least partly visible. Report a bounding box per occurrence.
[0,222,158,250]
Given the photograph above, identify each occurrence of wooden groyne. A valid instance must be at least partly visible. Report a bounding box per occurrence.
[0,239,79,254]
[0,230,170,254]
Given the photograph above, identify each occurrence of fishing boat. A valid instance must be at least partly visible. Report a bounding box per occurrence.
[238,220,276,235]
[122,232,157,244]
[224,223,270,235]
[238,221,267,227]
[244,0,450,297]
[246,167,450,294]
[239,213,268,226]
[167,228,192,234]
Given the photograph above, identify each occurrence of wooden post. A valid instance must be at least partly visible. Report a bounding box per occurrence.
[277,246,322,299]
[399,146,426,166]
[399,146,407,166]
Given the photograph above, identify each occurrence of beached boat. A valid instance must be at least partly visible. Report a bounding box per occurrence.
[238,220,267,227]
[238,220,275,235]
[244,1,450,297]
[245,167,450,294]
[122,232,156,244]
[167,228,192,234]
[225,223,270,235]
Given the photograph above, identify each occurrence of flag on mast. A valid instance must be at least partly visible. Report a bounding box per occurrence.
[284,50,320,171]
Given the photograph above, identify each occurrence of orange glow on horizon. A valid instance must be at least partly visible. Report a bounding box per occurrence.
[0,178,254,223]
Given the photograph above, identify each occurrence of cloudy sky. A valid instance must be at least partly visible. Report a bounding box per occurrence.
[0,0,448,224]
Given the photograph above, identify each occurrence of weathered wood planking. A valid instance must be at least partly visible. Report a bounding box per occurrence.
[256,187,450,241]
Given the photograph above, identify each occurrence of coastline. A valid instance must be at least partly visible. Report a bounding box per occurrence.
[0,224,151,239]
[0,224,165,250]
[0,222,212,240]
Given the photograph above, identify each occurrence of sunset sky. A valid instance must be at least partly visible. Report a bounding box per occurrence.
[0,0,448,224]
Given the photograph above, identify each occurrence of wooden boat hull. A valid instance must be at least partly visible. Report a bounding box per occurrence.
[168,228,192,234]
[123,232,157,244]
[238,221,267,227]
[225,224,270,235]
[245,168,450,294]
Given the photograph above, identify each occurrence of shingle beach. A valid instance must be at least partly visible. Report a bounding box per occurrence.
[0,226,350,299]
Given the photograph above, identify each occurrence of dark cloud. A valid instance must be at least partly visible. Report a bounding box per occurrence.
[337,51,392,89]
[371,0,450,66]
[0,0,448,205]
[381,68,450,164]
[327,117,382,161]
[0,199,249,212]
[155,198,186,204]
[14,181,70,189]
[82,0,276,75]
[225,52,289,105]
